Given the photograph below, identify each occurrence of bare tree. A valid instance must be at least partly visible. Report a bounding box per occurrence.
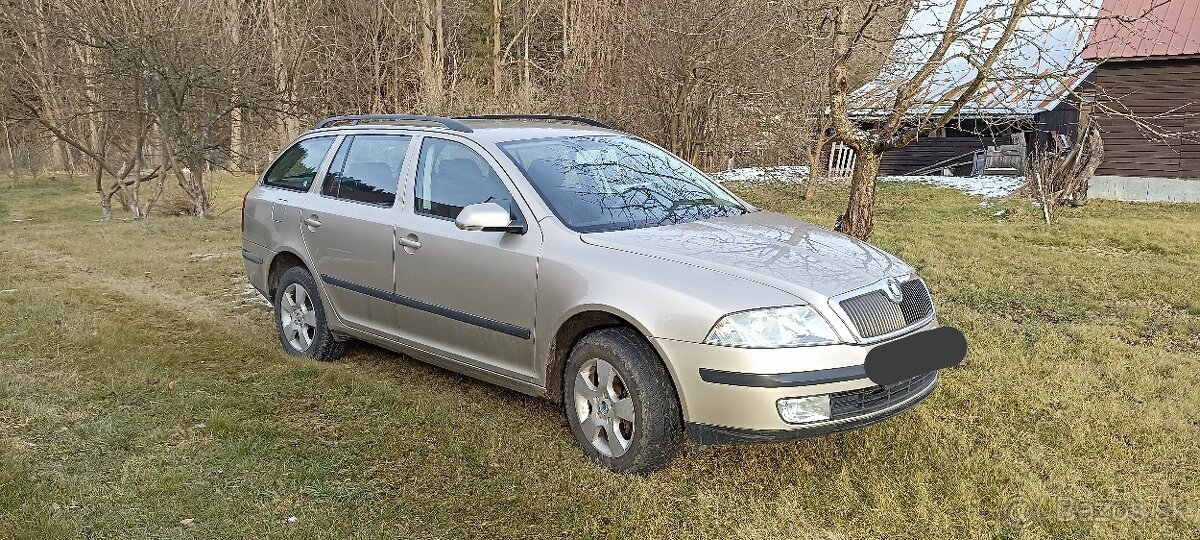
[1022,105,1104,224]
[0,0,902,221]
[2,0,278,220]
[824,0,1102,240]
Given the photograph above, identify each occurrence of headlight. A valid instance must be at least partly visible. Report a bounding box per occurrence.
[704,305,839,348]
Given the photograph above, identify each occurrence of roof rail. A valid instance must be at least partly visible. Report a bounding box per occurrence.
[455,114,613,130]
[312,114,473,133]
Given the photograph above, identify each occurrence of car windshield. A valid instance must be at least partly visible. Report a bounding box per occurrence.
[498,136,747,232]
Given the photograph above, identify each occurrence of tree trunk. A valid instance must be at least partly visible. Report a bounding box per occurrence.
[492,0,503,97]
[144,124,170,216]
[100,190,114,223]
[228,0,245,171]
[804,165,820,201]
[521,22,531,97]
[420,0,434,87]
[51,139,71,172]
[435,0,444,91]
[834,148,880,240]
[267,0,297,145]
[92,121,110,220]
[1067,127,1103,206]
[3,121,16,189]
[230,106,245,171]
[78,44,103,176]
[418,0,445,110]
[192,168,209,218]
[561,0,569,66]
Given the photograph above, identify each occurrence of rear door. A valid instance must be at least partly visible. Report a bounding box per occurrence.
[300,134,417,337]
[392,135,541,382]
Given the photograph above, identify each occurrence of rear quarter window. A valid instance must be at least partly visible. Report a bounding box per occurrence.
[262,137,335,191]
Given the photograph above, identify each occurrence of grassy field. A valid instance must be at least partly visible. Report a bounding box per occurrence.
[1,173,1198,539]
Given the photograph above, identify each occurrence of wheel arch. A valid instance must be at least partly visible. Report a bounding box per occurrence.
[544,306,686,415]
[266,249,308,301]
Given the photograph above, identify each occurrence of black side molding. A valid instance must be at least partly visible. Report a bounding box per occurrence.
[242,249,264,264]
[699,364,867,388]
[320,274,531,340]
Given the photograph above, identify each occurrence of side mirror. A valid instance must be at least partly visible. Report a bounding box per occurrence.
[455,202,524,233]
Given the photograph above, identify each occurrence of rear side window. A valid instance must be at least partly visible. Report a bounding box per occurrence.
[414,138,514,219]
[262,137,335,191]
[321,135,411,207]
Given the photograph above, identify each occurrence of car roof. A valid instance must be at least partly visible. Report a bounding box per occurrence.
[303,119,623,145]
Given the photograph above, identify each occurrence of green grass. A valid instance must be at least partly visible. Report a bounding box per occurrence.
[1,175,1198,539]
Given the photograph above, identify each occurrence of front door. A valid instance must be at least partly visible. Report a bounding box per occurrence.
[393,135,540,382]
[300,134,416,338]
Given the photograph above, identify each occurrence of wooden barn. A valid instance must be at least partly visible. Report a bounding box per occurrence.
[853,85,1091,177]
[1082,0,1200,202]
[847,0,1100,178]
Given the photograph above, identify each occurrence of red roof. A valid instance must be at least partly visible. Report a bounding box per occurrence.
[1082,0,1200,60]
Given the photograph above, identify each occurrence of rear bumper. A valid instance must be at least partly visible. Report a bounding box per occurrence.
[685,372,937,445]
[241,240,270,297]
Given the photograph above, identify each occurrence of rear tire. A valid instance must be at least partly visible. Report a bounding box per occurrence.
[563,327,684,474]
[274,266,344,361]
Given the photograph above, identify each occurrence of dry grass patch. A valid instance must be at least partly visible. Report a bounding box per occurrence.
[0,175,1197,539]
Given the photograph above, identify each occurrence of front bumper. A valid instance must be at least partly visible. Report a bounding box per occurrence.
[686,371,937,445]
[652,318,940,436]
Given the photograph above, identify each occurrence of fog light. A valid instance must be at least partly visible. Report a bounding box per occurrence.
[777,395,831,424]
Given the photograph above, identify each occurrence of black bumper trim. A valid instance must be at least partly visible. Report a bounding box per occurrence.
[699,364,867,388]
[242,249,264,264]
[685,374,937,446]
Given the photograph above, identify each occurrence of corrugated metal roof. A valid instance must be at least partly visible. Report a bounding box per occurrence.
[851,65,1094,118]
[852,0,1101,118]
[1082,0,1200,60]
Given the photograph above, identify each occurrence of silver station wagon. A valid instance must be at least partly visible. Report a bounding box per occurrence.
[242,114,948,474]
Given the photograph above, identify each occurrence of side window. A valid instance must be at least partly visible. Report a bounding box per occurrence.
[320,135,411,207]
[262,137,334,191]
[414,138,515,219]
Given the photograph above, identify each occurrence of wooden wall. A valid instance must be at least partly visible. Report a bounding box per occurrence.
[1093,58,1200,179]
[1030,85,1088,151]
[878,136,1004,176]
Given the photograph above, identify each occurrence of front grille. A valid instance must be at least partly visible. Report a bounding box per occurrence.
[839,279,933,339]
[830,371,937,419]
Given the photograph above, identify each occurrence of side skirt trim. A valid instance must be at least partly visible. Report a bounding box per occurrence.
[319,274,532,340]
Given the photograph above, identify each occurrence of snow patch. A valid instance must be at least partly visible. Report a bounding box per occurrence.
[711,166,810,184]
[879,175,1025,198]
[241,282,272,309]
[714,166,1025,199]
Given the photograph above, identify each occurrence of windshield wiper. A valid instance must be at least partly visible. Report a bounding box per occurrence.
[681,198,748,214]
[656,198,748,225]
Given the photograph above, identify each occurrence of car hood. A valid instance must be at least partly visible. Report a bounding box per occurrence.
[580,211,914,300]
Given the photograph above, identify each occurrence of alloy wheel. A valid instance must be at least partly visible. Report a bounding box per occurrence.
[572,358,637,457]
[279,283,316,352]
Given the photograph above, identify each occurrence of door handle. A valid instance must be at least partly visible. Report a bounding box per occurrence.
[303,216,322,228]
[397,236,422,250]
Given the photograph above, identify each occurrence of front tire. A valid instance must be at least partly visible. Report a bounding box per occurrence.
[274,266,344,361]
[563,327,684,474]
